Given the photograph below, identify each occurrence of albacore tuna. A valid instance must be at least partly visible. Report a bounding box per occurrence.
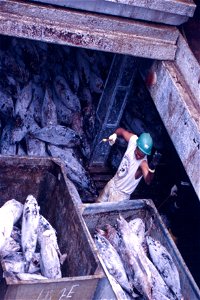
[21,195,40,272]
[40,229,62,279]
[116,215,153,299]
[0,199,23,251]
[94,232,135,297]
[146,236,182,300]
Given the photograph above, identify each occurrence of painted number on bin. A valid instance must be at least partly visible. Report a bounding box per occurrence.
[36,285,80,299]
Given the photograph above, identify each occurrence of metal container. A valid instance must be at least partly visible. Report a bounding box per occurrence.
[0,155,105,300]
[82,199,200,300]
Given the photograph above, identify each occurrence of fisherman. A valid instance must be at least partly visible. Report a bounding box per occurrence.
[97,127,162,203]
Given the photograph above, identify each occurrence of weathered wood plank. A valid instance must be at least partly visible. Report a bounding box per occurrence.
[0,1,178,60]
[4,276,102,300]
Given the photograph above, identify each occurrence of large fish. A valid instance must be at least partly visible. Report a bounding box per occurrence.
[0,123,17,155]
[32,125,80,147]
[37,215,56,244]
[21,195,40,272]
[53,75,81,112]
[147,256,176,300]
[123,218,175,299]
[40,229,62,279]
[37,215,67,265]
[12,109,41,144]
[117,215,153,299]
[94,233,135,297]
[48,145,97,195]
[14,82,33,119]
[0,90,14,119]
[129,218,147,252]
[41,86,58,127]
[0,199,23,251]
[146,236,182,300]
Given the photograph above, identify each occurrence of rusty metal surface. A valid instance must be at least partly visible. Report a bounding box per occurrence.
[105,0,196,17]
[139,37,200,200]
[27,0,194,25]
[175,34,200,106]
[0,1,178,60]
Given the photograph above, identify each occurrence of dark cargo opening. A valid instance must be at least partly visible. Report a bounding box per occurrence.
[0,31,199,291]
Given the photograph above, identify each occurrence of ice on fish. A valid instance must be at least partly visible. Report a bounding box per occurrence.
[146,236,182,300]
[0,236,21,258]
[32,125,80,147]
[129,218,145,241]
[94,233,134,296]
[1,252,25,274]
[0,199,23,251]
[40,229,62,279]
[21,195,40,272]
[48,145,97,195]
[117,215,153,299]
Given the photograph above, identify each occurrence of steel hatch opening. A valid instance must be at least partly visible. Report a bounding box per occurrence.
[0,0,199,295]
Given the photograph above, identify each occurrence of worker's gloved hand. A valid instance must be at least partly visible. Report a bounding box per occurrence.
[149,151,162,171]
[108,133,117,146]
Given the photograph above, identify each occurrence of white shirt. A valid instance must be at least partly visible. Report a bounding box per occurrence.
[113,135,146,195]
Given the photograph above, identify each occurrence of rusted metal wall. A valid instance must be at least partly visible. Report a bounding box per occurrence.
[140,34,200,200]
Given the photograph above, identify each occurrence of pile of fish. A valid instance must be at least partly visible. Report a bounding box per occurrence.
[0,35,113,200]
[94,215,183,300]
[0,196,67,282]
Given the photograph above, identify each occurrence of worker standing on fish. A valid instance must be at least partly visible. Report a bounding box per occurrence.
[97,128,161,203]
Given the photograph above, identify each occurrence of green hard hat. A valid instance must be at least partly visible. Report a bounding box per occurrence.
[136,133,153,155]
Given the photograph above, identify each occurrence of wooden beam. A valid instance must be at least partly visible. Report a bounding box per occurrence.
[0,1,178,60]
[28,0,196,25]
[105,0,196,17]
